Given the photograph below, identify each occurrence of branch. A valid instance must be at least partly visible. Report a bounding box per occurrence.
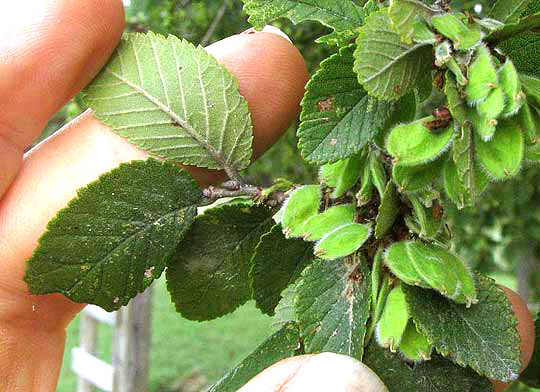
[201,181,288,207]
[200,1,228,47]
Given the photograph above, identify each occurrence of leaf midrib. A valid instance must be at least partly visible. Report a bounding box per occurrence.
[448,300,519,379]
[361,43,431,83]
[106,69,228,168]
[63,207,190,300]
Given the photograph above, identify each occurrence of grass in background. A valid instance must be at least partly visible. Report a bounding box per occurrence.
[57,278,273,392]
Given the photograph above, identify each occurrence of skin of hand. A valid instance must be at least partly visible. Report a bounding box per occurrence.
[0,1,535,391]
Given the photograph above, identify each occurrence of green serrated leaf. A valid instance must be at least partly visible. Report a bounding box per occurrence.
[243,0,364,46]
[272,284,298,331]
[404,275,522,382]
[354,9,433,100]
[392,157,444,192]
[388,0,436,44]
[406,241,476,305]
[303,205,356,241]
[399,320,433,362]
[83,32,252,172]
[386,117,454,166]
[299,46,392,164]
[475,119,524,180]
[364,342,493,392]
[314,223,371,260]
[384,241,430,288]
[319,151,366,198]
[519,317,540,387]
[466,45,499,105]
[375,283,410,351]
[487,12,540,44]
[490,0,533,22]
[498,31,540,78]
[250,225,312,316]
[282,185,321,238]
[525,0,540,15]
[296,256,371,358]
[166,204,273,321]
[375,182,400,239]
[25,159,200,311]
[208,322,301,392]
[431,13,483,51]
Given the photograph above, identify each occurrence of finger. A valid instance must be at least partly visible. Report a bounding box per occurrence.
[239,353,387,392]
[0,28,308,331]
[0,0,126,198]
[492,286,536,392]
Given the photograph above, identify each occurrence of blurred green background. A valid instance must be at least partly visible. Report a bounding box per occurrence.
[37,0,538,390]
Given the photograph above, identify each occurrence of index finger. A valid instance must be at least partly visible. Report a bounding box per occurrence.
[0,29,308,331]
[0,0,125,198]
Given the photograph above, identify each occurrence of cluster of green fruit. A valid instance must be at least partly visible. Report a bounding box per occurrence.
[375,283,432,362]
[380,8,540,211]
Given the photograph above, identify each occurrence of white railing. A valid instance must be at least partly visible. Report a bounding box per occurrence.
[72,287,153,392]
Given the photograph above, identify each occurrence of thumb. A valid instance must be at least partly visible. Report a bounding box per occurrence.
[239,353,388,392]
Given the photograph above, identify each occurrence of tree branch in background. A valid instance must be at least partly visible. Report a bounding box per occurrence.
[200,0,228,46]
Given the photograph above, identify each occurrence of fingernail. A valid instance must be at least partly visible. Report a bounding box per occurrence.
[261,25,293,43]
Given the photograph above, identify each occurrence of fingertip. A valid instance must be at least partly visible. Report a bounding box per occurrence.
[501,287,535,369]
[0,0,126,146]
[492,286,536,392]
[206,30,309,159]
[240,353,388,392]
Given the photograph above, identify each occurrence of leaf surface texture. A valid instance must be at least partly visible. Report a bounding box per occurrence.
[296,256,371,358]
[250,225,313,315]
[354,9,433,100]
[166,204,274,320]
[299,45,392,163]
[84,32,253,171]
[25,159,201,311]
[404,275,522,382]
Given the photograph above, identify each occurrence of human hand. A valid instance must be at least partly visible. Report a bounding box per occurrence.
[0,1,535,391]
[0,0,307,389]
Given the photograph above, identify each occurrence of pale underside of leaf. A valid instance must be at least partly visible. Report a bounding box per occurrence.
[84,32,253,172]
[243,0,364,45]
